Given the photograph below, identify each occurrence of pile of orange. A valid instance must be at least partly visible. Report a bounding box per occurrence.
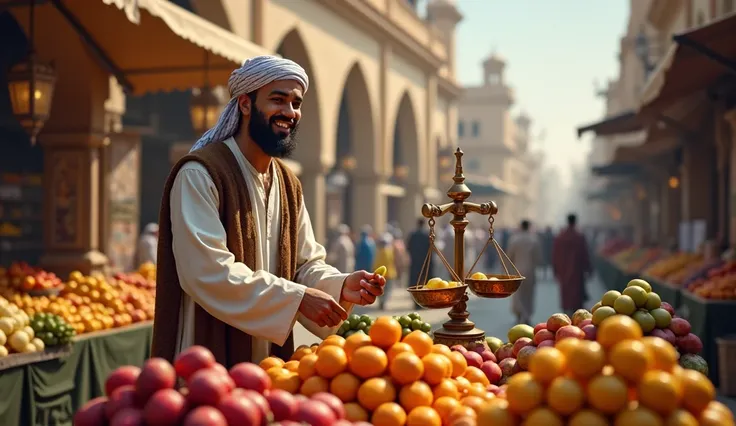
[257,316,498,425]
[469,315,734,426]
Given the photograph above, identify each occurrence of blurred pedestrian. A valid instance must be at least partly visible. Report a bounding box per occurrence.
[136,223,159,267]
[327,224,355,273]
[407,219,432,309]
[355,225,376,272]
[391,228,410,287]
[374,233,397,310]
[507,220,543,325]
[541,226,554,279]
[552,214,592,316]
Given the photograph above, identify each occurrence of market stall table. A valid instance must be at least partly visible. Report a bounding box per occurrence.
[680,291,736,387]
[0,321,152,425]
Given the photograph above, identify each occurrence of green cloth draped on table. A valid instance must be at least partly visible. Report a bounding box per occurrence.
[0,323,152,426]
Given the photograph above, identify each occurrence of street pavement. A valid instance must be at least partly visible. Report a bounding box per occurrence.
[293,271,608,346]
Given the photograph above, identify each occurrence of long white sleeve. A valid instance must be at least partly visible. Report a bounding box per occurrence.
[292,199,352,339]
[170,164,306,347]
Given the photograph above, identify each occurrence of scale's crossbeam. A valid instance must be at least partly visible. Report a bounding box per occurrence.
[421,201,498,219]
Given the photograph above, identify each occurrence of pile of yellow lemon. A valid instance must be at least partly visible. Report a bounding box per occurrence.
[469,315,733,426]
[258,316,497,425]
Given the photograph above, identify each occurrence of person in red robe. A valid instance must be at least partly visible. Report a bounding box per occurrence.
[552,214,592,316]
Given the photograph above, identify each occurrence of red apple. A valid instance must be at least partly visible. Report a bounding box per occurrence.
[494,344,514,361]
[183,406,227,426]
[229,362,271,394]
[105,385,137,420]
[135,358,177,406]
[174,346,216,381]
[555,325,585,342]
[533,322,547,334]
[533,329,554,345]
[450,345,467,354]
[462,351,483,368]
[218,393,262,426]
[480,350,497,363]
[187,368,234,407]
[110,407,144,426]
[265,388,298,421]
[537,340,554,348]
[233,389,270,422]
[480,361,502,384]
[105,366,141,396]
[74,397,108,426]
[143,389,188,426]
[311,392,346,420]
[512,337,533,356]
[578,319,593,328]
[293,400,337,426]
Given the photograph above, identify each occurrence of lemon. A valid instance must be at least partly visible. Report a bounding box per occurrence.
[374,266,387,276]
[427,279,449,289]
[447,281,460,288]
[470,272,487,280]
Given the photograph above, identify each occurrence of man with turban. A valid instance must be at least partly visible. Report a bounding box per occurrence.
[151,56,386,367]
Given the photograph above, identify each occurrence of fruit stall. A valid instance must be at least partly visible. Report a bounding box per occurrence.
[596,242,736,390]
[0,262,157,425]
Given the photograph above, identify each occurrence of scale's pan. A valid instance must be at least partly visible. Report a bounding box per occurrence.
[407,284,468,309]
[465,274,525,299]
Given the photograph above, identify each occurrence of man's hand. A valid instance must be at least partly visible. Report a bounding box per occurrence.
[299,287,347,328]
[341,270,386,306]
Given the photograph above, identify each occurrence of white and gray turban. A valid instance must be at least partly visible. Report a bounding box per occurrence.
[189,55,309,152]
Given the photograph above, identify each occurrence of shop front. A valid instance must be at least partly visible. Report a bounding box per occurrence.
[1,0,269,275]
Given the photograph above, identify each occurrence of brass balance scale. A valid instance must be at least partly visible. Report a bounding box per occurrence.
[407,148,525,348]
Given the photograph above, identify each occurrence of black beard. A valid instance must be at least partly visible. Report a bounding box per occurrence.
[248,105,299,159]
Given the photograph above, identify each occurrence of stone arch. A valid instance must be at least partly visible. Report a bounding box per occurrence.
[326,62,378,232]
[388,91,423,232]
[274,28,322,166]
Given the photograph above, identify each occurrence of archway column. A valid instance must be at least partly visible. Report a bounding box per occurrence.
[299,165,329,245]
[351,176,387,235]
[399,184,427,235]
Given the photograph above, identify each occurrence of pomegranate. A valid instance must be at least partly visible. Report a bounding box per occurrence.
[74,397,108,426]
[512,337,533,356]
[229,362,272,393]
[105,385,137,420]
[134,358,177,406]
[233,389,271,422]
[480,361,502,384]
[555,325,585,342]
[450,344,467,354]
[183,406,228,426]
[143,388,188,426]
[187,369,233,407]
[105,366,141,396]
[462,350,483,368]
[310,392,346,419]
[533,322,547,334]
[479,350,497,363]
[669,318,692,337]
[218,393,262,426]
[533,329,554,345]
[292,400,337,426]
[265,388,298,421]
[676,333,703,354]
[174,345,216,381]
[109,407,145,426]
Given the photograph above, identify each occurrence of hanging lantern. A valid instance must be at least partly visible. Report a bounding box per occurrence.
[439,155,452,169]
[7,58,57,144]
[341,155,357,171]
[668,176,680,189]
[190,86,225,135]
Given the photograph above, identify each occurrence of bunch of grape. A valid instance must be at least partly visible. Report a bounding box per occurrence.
[337,314,375,338]
[393,312,432,337]
[30,312,76,346]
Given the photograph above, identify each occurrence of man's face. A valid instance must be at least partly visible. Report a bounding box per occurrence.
[240,79,304,158]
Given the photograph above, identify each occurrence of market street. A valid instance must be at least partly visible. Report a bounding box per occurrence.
[293,272,608,346]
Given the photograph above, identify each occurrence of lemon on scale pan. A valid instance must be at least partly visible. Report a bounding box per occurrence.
[424,277,461,289]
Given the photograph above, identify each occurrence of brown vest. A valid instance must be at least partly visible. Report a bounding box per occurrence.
[151,142,302,367]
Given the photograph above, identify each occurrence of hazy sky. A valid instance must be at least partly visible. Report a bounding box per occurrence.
[446,0,629,185]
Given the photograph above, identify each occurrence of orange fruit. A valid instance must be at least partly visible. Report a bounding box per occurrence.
[609,340,653,383]
[259,356,284,370]
[319,335,346,350]
[641,336,678,372]
[370,317,403,348]
[546,376,585,416]
[300,375,329,396]
[706,401,734,421]
[371,402,406,426]
[406,406,442,426]
[569,409,609,426]
[403,330,433,357]
[586,374,629,414]
[390,352,424,385]
[297,353,318,380]
[446,351,468,378]
[454,376,472,395]
[344,332,372,358]
[432,396,462,424]
[447,406,477,425]
[315,345,348,379]
[430,344,453,356]
[505,372,543,415]
[344,402,369,422]
[349,345,388,379]
[614,406,663,426]
[466,382,488,398]
[676,368,715,415]
[566,340,606,380]
[555,338,582,357]
[283,360,300,372]
[422,353,453,385]
[638,370,683,415]
[525,407,564,426]
[291,346,312,361]
[433,378,460,400]
[664,409,698,426]
[386,342,414,362]
[463,366,490,386]
[699,407,735,426]
[529,347,566,384]
[477,399,515,426]
[460,395,485,414]
[271,371,301,393]
[399,381,434,412]
[357,377,396,411]
[597,314,642,349]
[329,372,361,402]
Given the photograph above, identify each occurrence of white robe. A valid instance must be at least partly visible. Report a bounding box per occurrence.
[169,137,351,363]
